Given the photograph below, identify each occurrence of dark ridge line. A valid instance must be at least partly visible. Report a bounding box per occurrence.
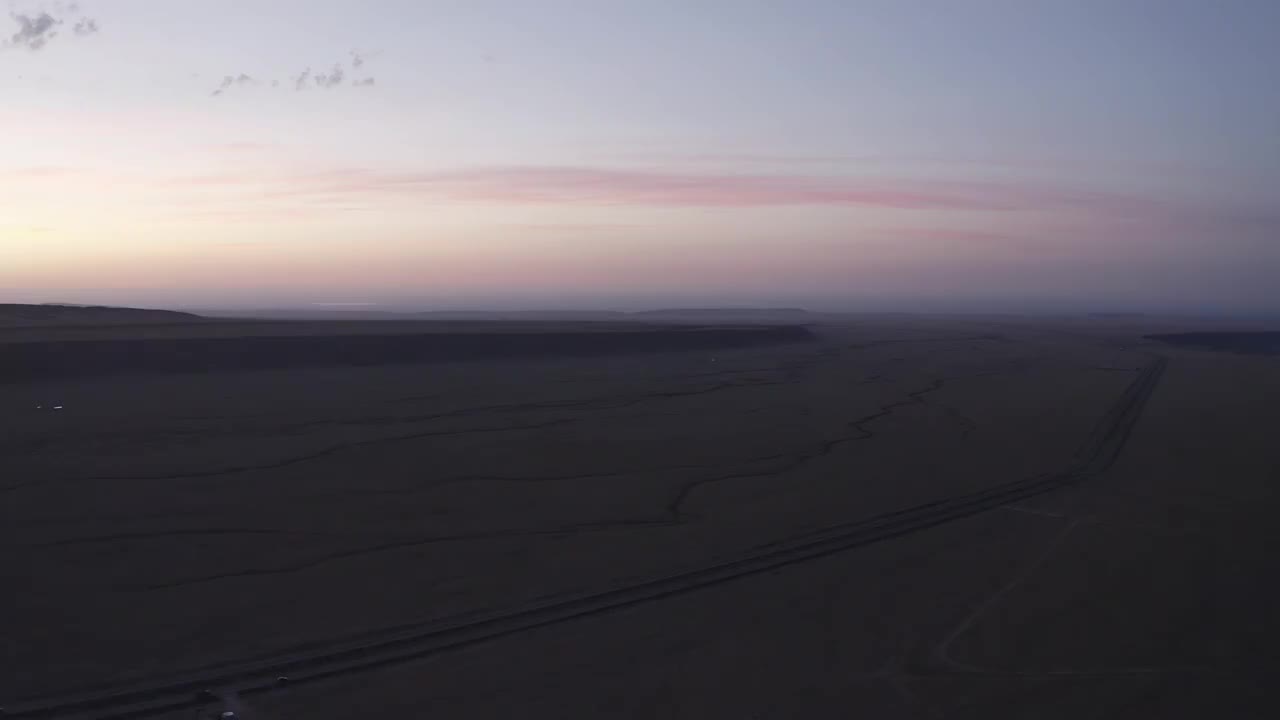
[2,356,1166,719]
[291,343,835,428]
[7,335,942,499]
[25,529,345,548]
[18,379,771,450]
[0,326,816,384]
[2,369,813,494]
[664,362,1034,520]
[96,418,579,481]
[1146,331,1280,357]
[167,350,821,422]
[0,419,576,493]
[128,520,681,591]
[306,401,845,502]
[844,334,1005,351]
[103,447,828,586]
[332,367,883,500]
[169,390,452,421]
[334,457,771,499]
[1,333,968,465]
[9,363,989,585]
[662,378,942,519]
[200,375,790,434]
[943,406,979,440]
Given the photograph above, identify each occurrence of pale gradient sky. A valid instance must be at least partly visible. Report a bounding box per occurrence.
[3,0,1278,312]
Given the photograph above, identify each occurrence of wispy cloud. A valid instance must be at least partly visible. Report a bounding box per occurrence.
[210,73,255,97]
[72,17,97,36]
[296,53,376,90]
[872,227,1024,244]
[173,206,322,222]
[159,165,1162,215]
[217,50,376,98]
[2,165,82,179]
[204,142,275,153]
[324,166,1156,213]
[0,224,56,234]
[507,222,640,233]
[313,63,345,89]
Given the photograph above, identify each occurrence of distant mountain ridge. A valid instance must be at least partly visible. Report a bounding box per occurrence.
[637,308,810,316]
[0,304,203,327]
[198,307,813,322]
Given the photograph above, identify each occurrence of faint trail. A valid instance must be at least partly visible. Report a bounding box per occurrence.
[930,517,1081,673]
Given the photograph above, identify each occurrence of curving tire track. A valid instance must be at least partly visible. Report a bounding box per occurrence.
[3,356,1167,719]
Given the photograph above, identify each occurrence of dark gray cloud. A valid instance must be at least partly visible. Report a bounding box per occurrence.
[9,12,61,50]
[314,63,344,89]
[264,54,378,95]
[350,51,377,86]
[211,73,254,97]
[7,6,101,50]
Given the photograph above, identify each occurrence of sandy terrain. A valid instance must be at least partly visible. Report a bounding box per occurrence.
[2,315,1278,718]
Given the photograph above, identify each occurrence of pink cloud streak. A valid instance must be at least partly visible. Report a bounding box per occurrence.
[162,165,1160,214]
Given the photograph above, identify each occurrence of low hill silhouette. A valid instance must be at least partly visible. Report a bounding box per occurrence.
[0,304,203,328]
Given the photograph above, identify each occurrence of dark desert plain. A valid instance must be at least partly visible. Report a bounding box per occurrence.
[3,305,1280,719]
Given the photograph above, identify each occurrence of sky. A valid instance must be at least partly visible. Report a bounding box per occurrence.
[2,0,1278,313]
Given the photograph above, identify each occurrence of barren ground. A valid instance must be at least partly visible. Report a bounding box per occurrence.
[2,315,1277,718]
